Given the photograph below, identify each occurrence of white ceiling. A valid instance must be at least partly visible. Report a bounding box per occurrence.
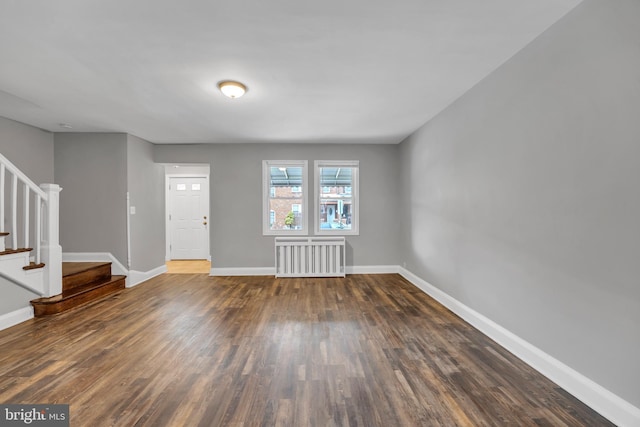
[0,0,581,144]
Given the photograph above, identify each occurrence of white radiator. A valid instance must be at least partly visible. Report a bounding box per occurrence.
[275,237,346,278]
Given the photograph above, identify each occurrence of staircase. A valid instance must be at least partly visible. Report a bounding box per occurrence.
[1,153,126,321]
[30,262,126,316]
[0,153,63,299]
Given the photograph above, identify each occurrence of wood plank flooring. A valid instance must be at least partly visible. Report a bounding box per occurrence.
[166,260,211,274]
[0,274,613,426]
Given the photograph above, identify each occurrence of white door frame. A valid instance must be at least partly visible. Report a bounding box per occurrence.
[165,172,211,261]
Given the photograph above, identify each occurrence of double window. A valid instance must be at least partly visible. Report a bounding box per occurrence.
[262,160,359,236]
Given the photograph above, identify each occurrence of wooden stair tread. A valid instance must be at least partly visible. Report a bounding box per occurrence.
[63,261,112,277]
[32,262,126,316]
[33,275,126,303]
[0,248,32,256]
[63,262,113,291]
[23,262,45,270]
[31,275,126,316]
[63,275,126,298]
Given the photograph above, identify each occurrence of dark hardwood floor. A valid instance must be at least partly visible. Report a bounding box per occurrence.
[0,274,613,426]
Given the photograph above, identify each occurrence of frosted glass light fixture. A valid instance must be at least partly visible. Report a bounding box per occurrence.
[218,80,247,98]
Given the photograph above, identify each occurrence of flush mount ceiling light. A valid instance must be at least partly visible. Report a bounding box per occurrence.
[218,80,247,98]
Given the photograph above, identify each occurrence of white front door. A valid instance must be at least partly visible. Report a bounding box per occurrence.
[169,177,209,259]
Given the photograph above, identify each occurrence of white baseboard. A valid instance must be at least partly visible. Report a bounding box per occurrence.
[62,252,128,276]
[346,265,399,274]
[128,265,167,288]
[210,265,400,277]
[398,267,640,427]
[0,306,33,331]
[210,267,275,276]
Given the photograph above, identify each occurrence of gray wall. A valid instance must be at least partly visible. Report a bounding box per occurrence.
[399,0,640,408]
[0,117,53,184]
[127,135,165,271]
[155,143,401,269]
[54,133,128,267]
[0,117,54,315]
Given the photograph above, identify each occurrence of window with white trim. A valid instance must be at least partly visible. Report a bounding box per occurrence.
[263,160,308,235]
[315,160,359,235]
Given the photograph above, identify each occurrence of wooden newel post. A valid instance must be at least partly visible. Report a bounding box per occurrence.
[40,183,62,297]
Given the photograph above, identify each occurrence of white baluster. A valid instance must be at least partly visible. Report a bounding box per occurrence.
[35,195,42,264]
[23,184,30,249]
[11,174,17,249]
[0,164,4,234]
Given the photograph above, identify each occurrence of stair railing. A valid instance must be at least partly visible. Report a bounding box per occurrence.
[0,152,62,297]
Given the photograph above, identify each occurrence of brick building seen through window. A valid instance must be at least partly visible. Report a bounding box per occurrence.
[269,186,303,230]
[269,185,351,230]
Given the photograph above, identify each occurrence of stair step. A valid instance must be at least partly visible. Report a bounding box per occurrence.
[30,275,126,317]
[29,261,127,316]
[0,248,32,256]
[23,262,45,270]
[63,262,112,291]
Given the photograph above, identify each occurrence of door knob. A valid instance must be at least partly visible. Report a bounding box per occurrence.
[203,221,208,225]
